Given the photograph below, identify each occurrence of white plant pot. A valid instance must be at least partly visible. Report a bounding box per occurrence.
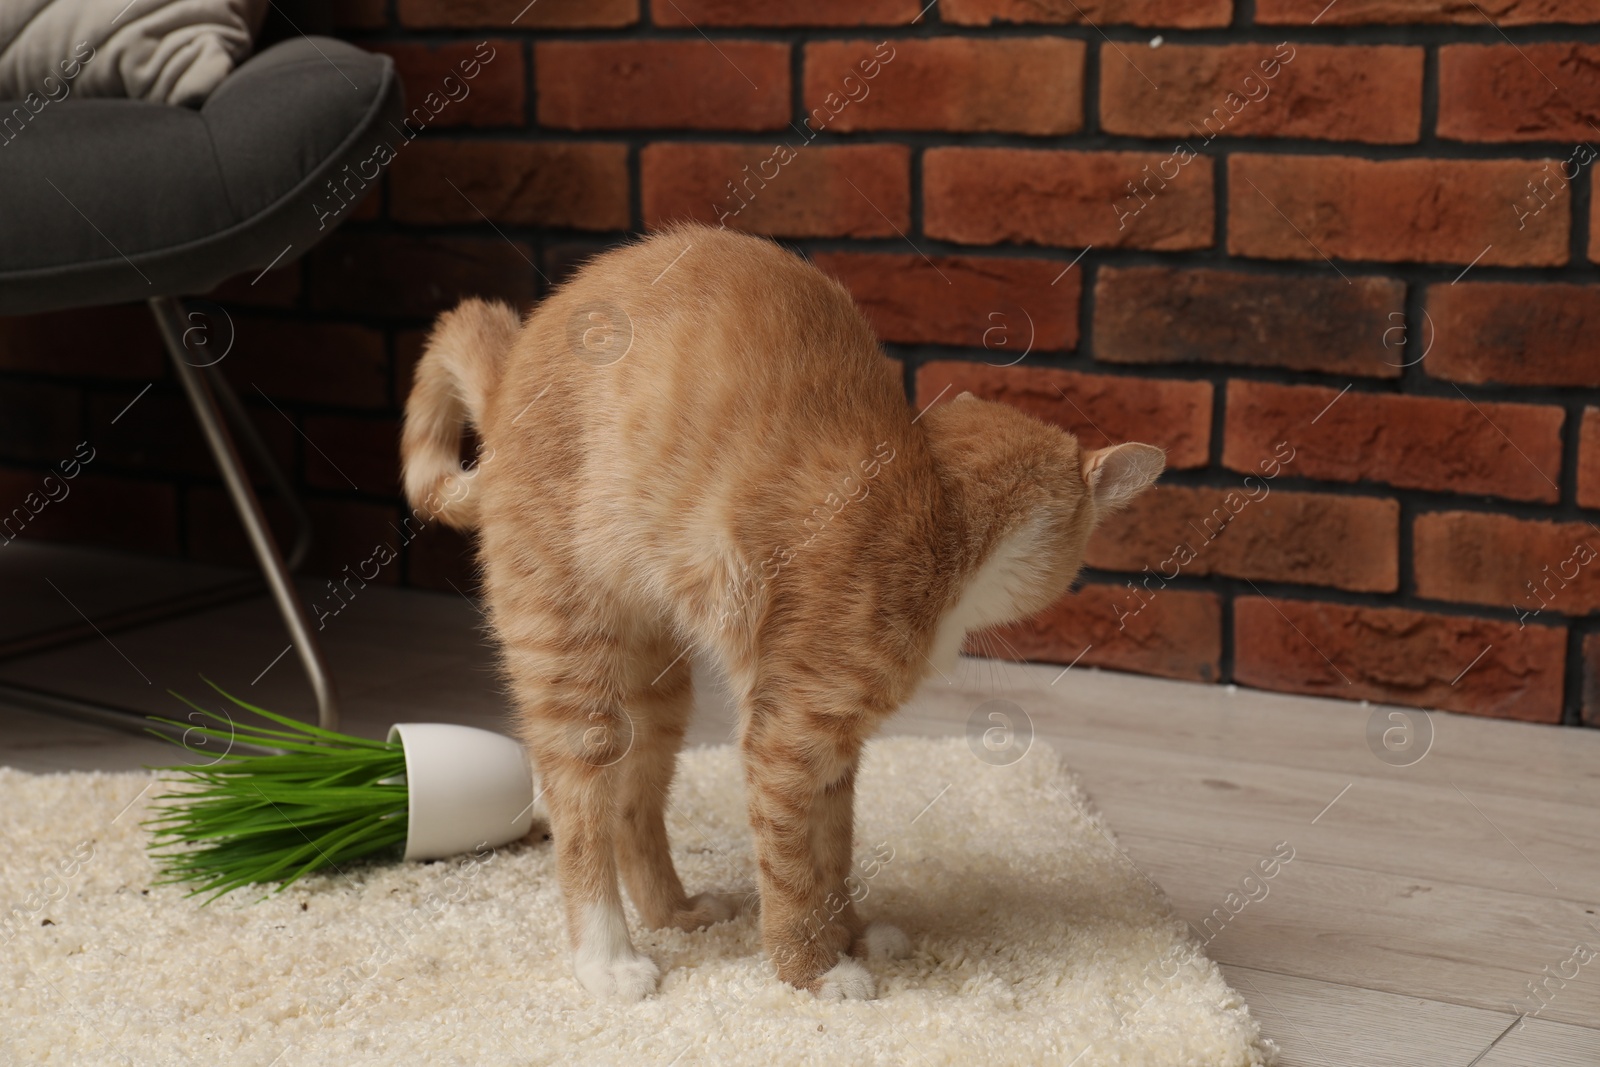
[387,722,536,861]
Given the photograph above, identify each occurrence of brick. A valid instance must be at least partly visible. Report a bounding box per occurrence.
[329,0,386,29]
[1440,44,1600,143]
[185,485,296,570]
[206,263,301,309]
[1584,633,1600,727]
[804,39,1083,135]
[302,416,402,495]
[406,521,478,591]
[1228,154,1568,267]
[535,41,790,131]
[306,234,539,318]
[0,382,78,464]
[0,469,177,556]
[218,317,390,409]
[1236,596,1566,722]
[542,239,628,290]
[1593,187,1600,263]
[86,388,294,481]
[915,361,1211,470]
[924,148,1214,250]
[1087,485,1399,593]
[191,489,403,586]
[810,253,1079,351]
[1094,267,1404,378]
[942,0,1231,27]
[347,183,382,223]
[1102,44,1421,144]
[1581,408,1600,510]
[390,142,629,231]
[988,584,1222,683]
[1415,511,1600,618]
[1223,380,1563,504]
[1257,0,1600,24]
[1424,283,1600,388]
[368,41,524,128]
[398,0,636,28]
[654,0,920,24]
[394,330,428,409]
[306,500,408,588]
[641,143,909,238]
[0,305,165,380]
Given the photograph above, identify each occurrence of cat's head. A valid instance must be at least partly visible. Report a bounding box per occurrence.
[922,393,1164,666]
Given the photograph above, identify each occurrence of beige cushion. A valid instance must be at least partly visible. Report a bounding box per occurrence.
[0,0,268,106]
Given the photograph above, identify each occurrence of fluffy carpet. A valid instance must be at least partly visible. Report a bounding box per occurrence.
[1,737,1274,1066]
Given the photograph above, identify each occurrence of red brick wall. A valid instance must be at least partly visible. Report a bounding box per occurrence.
[4,0,1599,726]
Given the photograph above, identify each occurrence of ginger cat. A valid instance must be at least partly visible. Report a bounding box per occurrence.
[401,224,1164,1002]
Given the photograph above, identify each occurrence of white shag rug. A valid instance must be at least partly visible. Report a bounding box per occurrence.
[1,737,1274,1067]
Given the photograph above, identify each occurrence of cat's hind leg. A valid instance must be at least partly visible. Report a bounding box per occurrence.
[614,633,746,933]
[508,608,659,1002]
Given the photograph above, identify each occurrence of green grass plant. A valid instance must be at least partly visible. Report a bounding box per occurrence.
[143,679,408,903]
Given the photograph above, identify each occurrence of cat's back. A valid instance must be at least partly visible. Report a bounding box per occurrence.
[477,225,922,598]
[496,224,907,462]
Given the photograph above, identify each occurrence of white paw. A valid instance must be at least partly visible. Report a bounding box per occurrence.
[816,957,876,1001]
[861,921,911,961]
[575,950,660,1002]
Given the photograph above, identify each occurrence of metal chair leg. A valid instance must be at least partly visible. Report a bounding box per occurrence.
[150,296,339,731]
[204,359,314,571]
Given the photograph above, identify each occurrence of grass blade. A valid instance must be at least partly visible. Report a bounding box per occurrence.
[144,684,408,903]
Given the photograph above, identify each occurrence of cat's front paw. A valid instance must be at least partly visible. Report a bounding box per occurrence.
[853,920,911,961]
[574,948,660,1002]
[814,957,876,1000]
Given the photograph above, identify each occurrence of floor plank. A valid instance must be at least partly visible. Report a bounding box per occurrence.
[0,543,244,646]
[1219,965,1600,1067]
[0,582,507,737]
[1017,736,1600,903]
[0,703,175,773]
[1125,834,1600,1028]
[891,662,1600,810]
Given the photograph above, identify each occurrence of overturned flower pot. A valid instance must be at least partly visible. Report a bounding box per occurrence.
[386,721,534,861]
[144,681,535,902]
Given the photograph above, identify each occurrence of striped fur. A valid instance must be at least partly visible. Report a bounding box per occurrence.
[400,224,1163,1001]
[400,297,521,530]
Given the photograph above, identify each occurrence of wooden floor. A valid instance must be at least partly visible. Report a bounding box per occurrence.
[3,545,1597,1065]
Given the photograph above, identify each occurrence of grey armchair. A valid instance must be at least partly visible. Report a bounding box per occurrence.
[0,35,405,734]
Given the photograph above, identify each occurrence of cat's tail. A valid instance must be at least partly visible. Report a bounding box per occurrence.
[401,297,521,531]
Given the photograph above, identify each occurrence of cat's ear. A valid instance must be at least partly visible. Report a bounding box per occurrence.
[1082,442,1165,512]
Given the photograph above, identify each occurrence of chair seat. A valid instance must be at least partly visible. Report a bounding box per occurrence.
[0,37,403,316]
